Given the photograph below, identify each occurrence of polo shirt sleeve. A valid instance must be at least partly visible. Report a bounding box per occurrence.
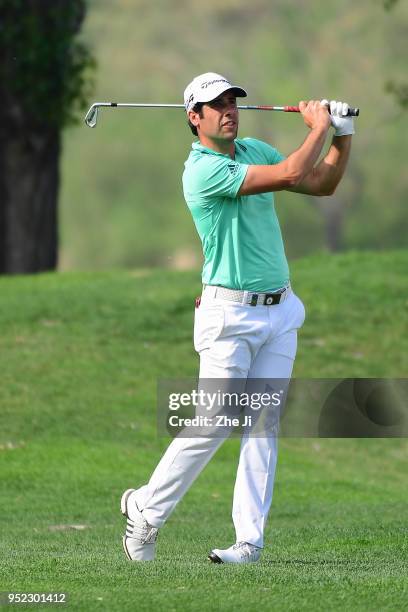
[255,139,286,165]
[188,156,248,200]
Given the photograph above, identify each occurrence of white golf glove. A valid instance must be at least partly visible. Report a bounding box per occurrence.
[321,99,355,136]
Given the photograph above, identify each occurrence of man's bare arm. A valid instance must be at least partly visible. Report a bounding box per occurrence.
[288,135,352,196]
[238,127,329,195]
[238,100,330,196]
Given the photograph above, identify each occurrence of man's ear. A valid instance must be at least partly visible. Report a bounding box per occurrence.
[188,109,200,129]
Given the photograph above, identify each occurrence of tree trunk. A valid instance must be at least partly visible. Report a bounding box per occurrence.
[314,195,345,252]
[0,0,88,275]
[0,126,60,274]
[312,163,364,253]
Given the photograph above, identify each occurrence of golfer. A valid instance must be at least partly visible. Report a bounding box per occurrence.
[121,72,354,563]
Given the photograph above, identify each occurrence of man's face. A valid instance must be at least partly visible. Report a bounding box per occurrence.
[190,91,239,142]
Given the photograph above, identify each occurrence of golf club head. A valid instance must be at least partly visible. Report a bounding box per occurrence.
[85,105,99,128]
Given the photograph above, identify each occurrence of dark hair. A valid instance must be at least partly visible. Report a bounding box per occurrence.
[188,102,204,136]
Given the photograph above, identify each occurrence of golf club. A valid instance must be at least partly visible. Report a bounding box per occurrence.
[84,101,360,128]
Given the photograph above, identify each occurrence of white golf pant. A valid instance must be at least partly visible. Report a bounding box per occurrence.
[134,287,305,548]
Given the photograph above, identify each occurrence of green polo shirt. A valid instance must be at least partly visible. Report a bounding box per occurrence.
[182,137,289,292]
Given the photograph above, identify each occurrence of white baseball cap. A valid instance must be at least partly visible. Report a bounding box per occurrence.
[183,72,247,112]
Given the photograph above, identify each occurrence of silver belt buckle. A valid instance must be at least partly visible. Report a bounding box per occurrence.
[264,294,275,305]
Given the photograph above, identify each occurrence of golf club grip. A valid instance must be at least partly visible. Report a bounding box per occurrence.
[284,105,360,116]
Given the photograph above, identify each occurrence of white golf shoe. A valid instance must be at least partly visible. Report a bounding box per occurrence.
[121,488,159,561]
[208,541,262,564]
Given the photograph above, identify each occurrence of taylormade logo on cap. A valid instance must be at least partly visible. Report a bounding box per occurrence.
[183,72,247,112]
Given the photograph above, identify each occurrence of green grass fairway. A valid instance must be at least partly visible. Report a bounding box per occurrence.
[0,251,407,611]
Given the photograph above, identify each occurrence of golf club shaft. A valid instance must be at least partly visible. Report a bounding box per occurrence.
[84,101,360,127]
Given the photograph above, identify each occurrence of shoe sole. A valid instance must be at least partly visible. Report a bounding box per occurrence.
[120,488,135,518]
[121,488,136,561]
[208,551,223,563]
[122,536,133,561]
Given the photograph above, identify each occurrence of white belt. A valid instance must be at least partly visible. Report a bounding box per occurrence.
[202,284,291,306]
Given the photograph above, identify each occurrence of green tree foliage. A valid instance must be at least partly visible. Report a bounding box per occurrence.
[0,0,95,273]
[385,80,408,109]
[384,0,407,109]
[0,0,94,128]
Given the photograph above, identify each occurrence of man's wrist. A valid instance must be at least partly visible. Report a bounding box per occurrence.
[311,124,329,137]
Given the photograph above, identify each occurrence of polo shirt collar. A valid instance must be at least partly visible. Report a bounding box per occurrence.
[192,140,235,159]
